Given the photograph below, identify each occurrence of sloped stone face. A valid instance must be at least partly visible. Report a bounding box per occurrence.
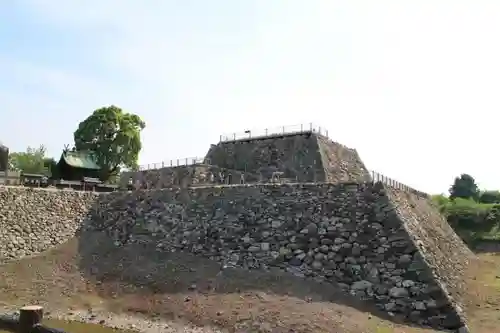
[83,183,465,330]
[386,187,474,327]
[0,183,470,330]
[123,133,371,189]
[316,135,371,183]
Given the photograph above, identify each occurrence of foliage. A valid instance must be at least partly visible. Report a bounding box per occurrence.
[8,145,51,175]
[73,105,145,181]
[479,190,500,204]
[449,173,479,200]
[432,194,500,243]
[44,157,59,178]
[430,194,449,213]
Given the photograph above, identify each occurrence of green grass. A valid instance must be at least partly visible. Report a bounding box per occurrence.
[431,195,500,243]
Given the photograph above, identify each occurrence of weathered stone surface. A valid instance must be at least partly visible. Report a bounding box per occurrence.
[119,165,260,190]
[205,133,370,183]
[0,181,470,331]
[80,182,466,330]
[386,187,473,327]
[205,133,324,182]
[0,187,98,261]
[316,135,371,183]
[120,133,370,189]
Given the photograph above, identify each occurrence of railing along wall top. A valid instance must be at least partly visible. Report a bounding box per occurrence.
[137,157,209,171]
[370,170,427,198]
[219,123,329,142]
[133,124,427,197]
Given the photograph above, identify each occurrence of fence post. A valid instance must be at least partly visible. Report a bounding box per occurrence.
[282,126,285,134]
[19,305,43,333]
[309,123,313,131]
[265,128,268,136]
[233,133,236,140]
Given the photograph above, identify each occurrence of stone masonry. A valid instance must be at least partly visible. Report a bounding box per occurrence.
[81,182,468,330]
[119,165,260,190]
[121,132,371,189]
[0,127,471,332]
[0,187,98,261]
[0,183,470,330]
[205,133,325,182]
[316,135,371,184]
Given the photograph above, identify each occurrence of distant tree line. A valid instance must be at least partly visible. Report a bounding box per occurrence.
[7,105,145,183]
[432,174,500,244]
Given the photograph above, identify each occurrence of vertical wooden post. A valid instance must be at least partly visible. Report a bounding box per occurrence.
[19,305,43,333]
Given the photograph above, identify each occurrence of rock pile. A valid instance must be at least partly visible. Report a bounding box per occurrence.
[0,181,470,331]
[0,187,98,261]
[83,182,467,330]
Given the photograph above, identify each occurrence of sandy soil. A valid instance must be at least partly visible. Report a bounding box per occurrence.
[0,238,498,333]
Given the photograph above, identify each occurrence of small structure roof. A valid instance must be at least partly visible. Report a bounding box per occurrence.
[59,151,100,170]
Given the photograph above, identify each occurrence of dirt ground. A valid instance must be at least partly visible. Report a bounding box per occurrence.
[0,238,499,333]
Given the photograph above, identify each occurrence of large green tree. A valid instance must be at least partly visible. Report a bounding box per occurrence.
[8,145,54,175]
[73,105,145,181]
[449,173,479,200]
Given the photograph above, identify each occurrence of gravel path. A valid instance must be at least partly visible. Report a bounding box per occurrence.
[0,306,225,333]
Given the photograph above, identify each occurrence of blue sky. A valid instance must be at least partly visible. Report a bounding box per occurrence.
[0,0,499,194]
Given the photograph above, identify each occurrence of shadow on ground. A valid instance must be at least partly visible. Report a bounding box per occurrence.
[76,222,432,332]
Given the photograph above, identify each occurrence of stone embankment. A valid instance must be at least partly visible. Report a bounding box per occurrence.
[82,183,466,330]
[122,133,371,189]
[119,165,260,190]
[0,187,98,261]
[205,133,325,182]
[386,188,474,324]
[316,135,370,183]
[0,184,470,331]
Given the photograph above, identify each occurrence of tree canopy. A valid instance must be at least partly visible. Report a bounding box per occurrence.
[8,145,55,175]
[73,105,145,181]
[449,173,479,200]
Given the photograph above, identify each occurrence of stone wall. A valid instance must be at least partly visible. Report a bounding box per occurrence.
[83,183,467,330]
[119,165,260,190]
[386,188,474,324]
[125,133,371,188]
[0,187,98,261]
[316,135,371,183]
[205,133,325,182]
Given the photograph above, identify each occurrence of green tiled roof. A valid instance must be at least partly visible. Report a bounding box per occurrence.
[61,151,100,170]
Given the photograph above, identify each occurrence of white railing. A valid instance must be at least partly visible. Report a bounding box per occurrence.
[370,170,427,197]
[219,123,330,142]
[138,157,209,171]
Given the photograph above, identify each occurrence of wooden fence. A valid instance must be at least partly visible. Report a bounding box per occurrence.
[0,306,66,333]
